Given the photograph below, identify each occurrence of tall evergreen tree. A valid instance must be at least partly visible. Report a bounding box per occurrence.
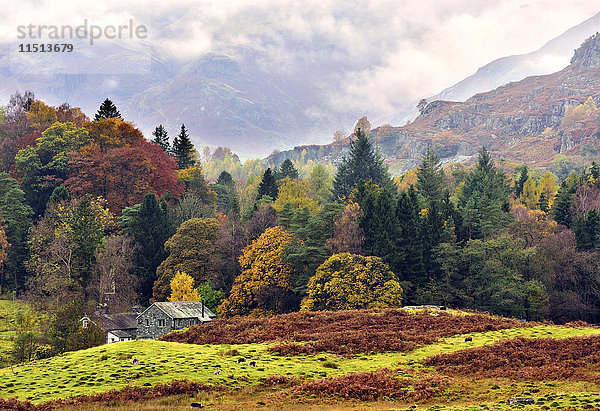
[416,145,445,202]
[515,165,529,198]
[0,173,33,292]
[70,197,104,298]
[395,186,425,286]
[152,125,170,152]
[278,159,298,180]
[352,182,400,270]
[459,147,510,240]
[258,168,279,199]
[332,128,393,199]
[212,171,239,216]
[552,172,578,227]
[172,124,195,169]
[47,184,71,208]
[121,193,175,305]
[94,98,122,121]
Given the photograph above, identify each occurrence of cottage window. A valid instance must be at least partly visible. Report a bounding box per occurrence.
[145,319,149,326]
[158,319,165,327]
[82,319,89,329]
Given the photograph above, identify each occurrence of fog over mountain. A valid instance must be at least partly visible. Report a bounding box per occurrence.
[0,1,598,156]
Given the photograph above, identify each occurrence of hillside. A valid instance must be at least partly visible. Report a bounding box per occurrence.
[266,34,600,174]
[2,308,600,410]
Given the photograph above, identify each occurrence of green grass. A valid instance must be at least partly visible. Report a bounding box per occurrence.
[0,298,30,335]
[0,322,597,404]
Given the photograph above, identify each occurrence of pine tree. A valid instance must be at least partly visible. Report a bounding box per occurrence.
[278,159,298,180]
[94,98,121,121]
[552,173,578,227]
[172,124,195,169]
[258,168,278,199]
[459,147,510,240]
[395,186,425,286]
[152,125,170,152]
[47,185,71,207]
[416,145,445,202]
[515,165,529,198]
[332,128,393,199]
[352,182,400,271]
[121,193,175,305]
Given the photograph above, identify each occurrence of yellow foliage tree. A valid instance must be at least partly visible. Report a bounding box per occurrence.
[272,177,318,213]
[301,252,402,311]
[538,172,558,209]
[218,226,295,317]
[26,100,57,132]
[519,177,539,209]
[395,168,418,192]
[168,271,201,302]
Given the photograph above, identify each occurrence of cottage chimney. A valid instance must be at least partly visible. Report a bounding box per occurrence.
[131,305,144,315]
[202,301,205,319]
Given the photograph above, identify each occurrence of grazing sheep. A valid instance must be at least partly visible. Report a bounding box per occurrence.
[249,360,257,367]
[237,357,246,364]
[214,369,221,375]
[132,358,139,365]
[464,336,472,342]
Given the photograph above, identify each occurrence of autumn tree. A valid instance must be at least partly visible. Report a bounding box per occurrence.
[56,103,88,127]
[247,204,278,241]
[308,164,333,204]
[153,218,220,301]
[94,98,121,121]
[15,121,90,216]
[66,140,184,213]
[85,118,144,152]
[218,226,296,317]
[169,271,201,302]
[272,178,318,213]
[90,235,136,313]
[27,197,115,308]
[353,116,371,136]
[301,253,402,311]
[213,214,246,292]
[326,202,364,254]
[26,100,57,132]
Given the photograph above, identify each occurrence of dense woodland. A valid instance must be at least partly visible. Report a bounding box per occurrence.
[0,91,599,362]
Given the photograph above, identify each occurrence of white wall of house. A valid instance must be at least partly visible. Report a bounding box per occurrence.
[106,331,133,344]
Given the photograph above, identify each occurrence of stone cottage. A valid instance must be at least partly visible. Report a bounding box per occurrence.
[79,311,138,344]
[136,301,216,339]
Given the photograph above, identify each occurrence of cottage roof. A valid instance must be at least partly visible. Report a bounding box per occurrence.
[91,313,138,332]
[108,329,136,339]
[141,301,216,320]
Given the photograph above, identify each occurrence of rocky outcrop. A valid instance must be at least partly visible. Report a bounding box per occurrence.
[571,33,600,67]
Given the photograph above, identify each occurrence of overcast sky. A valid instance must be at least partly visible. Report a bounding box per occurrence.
[2,0,599,122]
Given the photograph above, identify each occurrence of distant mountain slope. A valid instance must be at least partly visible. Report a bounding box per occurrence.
[389,11,600,125]
[267,35,600,174]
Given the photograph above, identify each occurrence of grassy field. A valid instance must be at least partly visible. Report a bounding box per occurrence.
[0,309,599,409]
[0,298,30,364]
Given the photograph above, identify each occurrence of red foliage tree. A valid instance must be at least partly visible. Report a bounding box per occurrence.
[66,141,183,213]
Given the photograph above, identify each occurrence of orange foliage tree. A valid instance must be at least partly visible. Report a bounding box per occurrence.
[218,226,295,317]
